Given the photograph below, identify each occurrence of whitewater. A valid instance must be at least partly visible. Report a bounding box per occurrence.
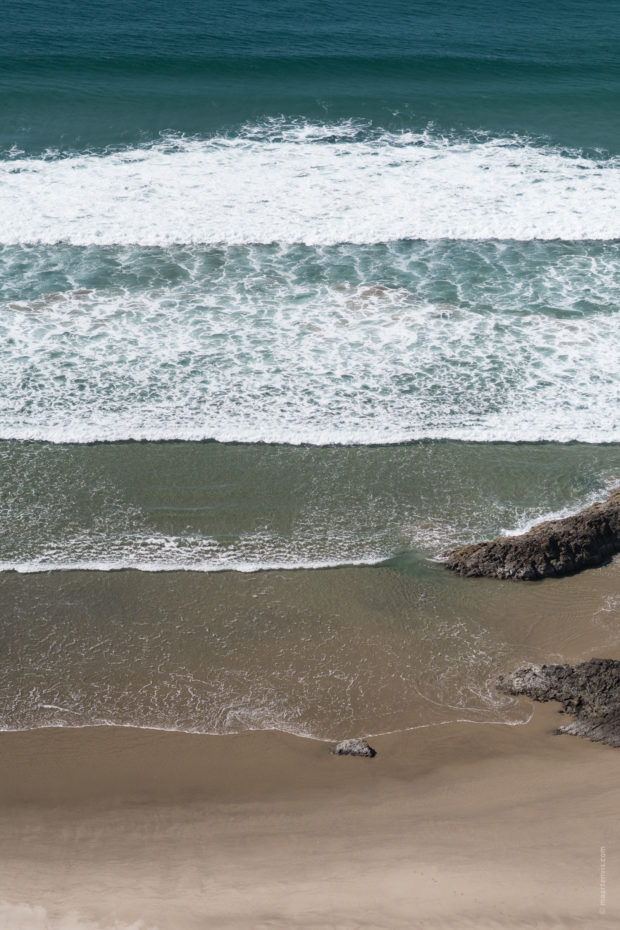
[2,129,620,245]
[1,125,619,445]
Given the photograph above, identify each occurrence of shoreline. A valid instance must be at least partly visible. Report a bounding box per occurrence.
[2,707,620,928]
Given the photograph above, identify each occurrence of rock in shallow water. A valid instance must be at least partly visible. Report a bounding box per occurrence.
[444,489,620,581]
[497,658,620,747]
[330,738,377,758]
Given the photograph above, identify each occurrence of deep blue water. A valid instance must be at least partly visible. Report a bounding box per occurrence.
[2,0,620,153]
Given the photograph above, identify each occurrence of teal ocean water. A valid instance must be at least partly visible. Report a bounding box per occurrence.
[0,0,619,737]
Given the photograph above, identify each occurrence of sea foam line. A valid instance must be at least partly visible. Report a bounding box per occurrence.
[0,555,386,575]
[2,130,620,245]
[0,713,533,742]
[2,425,619,445]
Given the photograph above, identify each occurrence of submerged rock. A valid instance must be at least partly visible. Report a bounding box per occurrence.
[444,489,620,581]
[497,658,620,747]
[330,738,377,758]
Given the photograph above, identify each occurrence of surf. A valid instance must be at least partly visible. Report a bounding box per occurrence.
[2,127,620,246]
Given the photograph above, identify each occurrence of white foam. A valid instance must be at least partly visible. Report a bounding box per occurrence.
[2,129,620,245]
[0,556,384,574]
[0,280,617,444]
[500,480,620,537]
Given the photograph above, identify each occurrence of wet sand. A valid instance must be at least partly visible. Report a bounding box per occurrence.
[1,700,620,930]
[2,559,619,929]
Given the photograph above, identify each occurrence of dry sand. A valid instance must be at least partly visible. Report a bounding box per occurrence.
[1,699,620,930]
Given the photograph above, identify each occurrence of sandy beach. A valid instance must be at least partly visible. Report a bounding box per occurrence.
[1,691,620,930]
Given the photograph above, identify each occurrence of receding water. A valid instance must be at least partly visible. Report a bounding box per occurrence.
[1,441,619,573]
[0,441,619,737]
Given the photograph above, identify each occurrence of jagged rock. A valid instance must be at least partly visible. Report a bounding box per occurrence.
[444,489,620,581]
[330,738,377,758]
[497,658,620,747]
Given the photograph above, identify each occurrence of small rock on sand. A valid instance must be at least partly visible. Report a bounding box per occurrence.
[330,738,377,758]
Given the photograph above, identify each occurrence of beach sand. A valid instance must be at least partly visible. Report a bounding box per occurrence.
[2,560,620,930]
[1,697,620,930]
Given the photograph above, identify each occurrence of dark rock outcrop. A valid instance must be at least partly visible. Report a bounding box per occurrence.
[444,489,620,581]
[330,738,377,758]
[497,658,620,747]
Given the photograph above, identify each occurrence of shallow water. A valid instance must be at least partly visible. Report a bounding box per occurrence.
[1,440,619,572]
[0,441,619,737]
[2,558,619,739]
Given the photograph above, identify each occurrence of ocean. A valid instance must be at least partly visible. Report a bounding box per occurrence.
[1,0,619,739]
